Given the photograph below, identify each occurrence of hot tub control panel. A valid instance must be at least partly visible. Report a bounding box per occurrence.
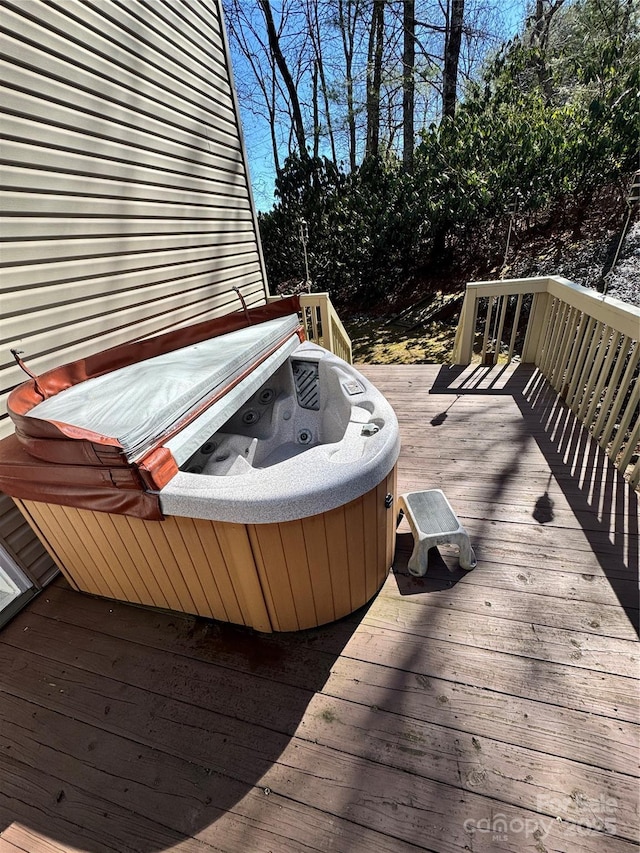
[342,379,365,396]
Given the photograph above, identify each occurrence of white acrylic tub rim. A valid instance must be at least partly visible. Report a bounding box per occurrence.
[158,342,400,524]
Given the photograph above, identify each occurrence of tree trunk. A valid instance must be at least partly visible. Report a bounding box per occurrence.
[365,0,385,160]
[442,0,464,119]
[268,57,282,181]
[338,0,359,171]
[528,0,565,102]
[402,0,415,172]
[259,0,308,160]
[312,61,320,159]
[307,1,338,165]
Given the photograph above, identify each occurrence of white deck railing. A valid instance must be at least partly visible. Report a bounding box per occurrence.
[453,276,640,488]
[268,291,353,364]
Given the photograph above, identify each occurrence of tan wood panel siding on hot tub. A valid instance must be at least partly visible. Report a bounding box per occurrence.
[16,499,272,633]
[248,467,397,632]
[15,467,397,633]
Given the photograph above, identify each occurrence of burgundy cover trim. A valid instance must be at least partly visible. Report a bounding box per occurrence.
[0,435,163,520]
[13,427,128,467]
[137,447,180,492]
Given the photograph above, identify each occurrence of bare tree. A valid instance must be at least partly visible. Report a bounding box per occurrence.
[402,0,416,171]
[337,0,366,170]
[527,0,566,101]
[365,0,386,159]
[305,0,338,165]
[224,0,523,195]
[442,0,465,118]
[259,0,309,159]
[223,1,286,179]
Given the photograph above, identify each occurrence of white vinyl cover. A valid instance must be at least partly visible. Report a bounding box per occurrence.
[26,315,300,460]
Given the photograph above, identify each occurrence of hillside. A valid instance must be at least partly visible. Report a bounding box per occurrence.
[347,200,639,364]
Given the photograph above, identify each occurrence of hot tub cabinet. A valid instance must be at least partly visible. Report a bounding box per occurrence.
[1,300,400,632]
[16,468,396,632]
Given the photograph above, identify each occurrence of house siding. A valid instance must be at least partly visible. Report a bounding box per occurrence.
[0,0,269,583]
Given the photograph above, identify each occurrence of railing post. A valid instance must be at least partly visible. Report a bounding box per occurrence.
[318,294,333,353]
[452,290,476,365]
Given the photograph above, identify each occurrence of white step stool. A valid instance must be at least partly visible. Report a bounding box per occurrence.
[398,489,477,577]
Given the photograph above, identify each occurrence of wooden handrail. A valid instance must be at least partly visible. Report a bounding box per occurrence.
[453,276,640,488]
[267,292,352,364]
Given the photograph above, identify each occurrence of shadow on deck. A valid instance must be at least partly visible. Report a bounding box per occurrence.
[1,364,638,853]
[427,362,638,634]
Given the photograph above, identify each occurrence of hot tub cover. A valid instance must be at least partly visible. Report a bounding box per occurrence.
[25,314,300,462]
[0,297,302,519]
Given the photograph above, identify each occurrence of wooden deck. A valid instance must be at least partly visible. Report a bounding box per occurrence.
[1,363,638,853]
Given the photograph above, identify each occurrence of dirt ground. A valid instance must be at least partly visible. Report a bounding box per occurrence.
[346,317,458,364]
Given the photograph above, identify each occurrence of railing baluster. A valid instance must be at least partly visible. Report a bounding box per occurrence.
[553,301,572,379]
[599,341,639,452]
[571,321,604,415]
[541,298,563,376]
[537,296,557,370]
[494,294,509,364]
[551,306,578,391]
[608,384,639,465]
[584,330,621,429]
[578,325,612,422]
[560,311,588,400]
[507,294,523,363]
[593,334,632,439]
[617,420,640,476]
[317,294,330,351]
[565,316,596,409]
[535,296,553,369]
[543,301,569,387]
[470,295,480,358]
[481,296,495,363]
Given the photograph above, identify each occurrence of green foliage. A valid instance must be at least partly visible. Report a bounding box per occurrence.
[259,0,639,307]
[260,155,429,309]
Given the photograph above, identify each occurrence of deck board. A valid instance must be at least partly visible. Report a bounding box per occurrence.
[1,363,638,852]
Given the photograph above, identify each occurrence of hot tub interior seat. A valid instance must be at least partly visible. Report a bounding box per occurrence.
[181,351,386,476]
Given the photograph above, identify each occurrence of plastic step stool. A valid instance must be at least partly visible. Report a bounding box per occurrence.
[398,489,477,577]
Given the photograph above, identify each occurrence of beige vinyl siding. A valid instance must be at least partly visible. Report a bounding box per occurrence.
[0,493,55,587]
[1,0,269,439]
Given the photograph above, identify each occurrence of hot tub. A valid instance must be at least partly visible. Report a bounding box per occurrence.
[1,299,399,631]
[162,340,398,524]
